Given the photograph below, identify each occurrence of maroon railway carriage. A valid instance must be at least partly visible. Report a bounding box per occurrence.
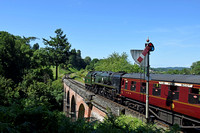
[120,73,200,128]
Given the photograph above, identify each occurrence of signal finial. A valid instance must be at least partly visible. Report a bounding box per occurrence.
[146,37,149,42]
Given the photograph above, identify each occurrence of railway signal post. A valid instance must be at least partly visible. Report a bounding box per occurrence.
[144,38,154,123]
[130,38,155,123]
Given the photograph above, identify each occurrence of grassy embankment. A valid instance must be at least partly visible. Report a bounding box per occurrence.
[69,68,88,83]
[50,66,87,82]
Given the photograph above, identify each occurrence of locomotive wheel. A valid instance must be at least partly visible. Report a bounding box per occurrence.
[94,86,98,94]
[98,88,103,96]
[102,87,107,97]
[117,97,123,105]
[127,102,132,109]
[89,86,92,91]
[85,85,88,90]
[89,86,92,92]
[111,92,116,102]
[107,93,112,100]
[98,88,101,95]
[87,86,90,91]
[109,93,113,101]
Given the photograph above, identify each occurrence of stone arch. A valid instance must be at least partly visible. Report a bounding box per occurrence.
[78,103,85,119]
[71,95,76,120]
[64,88,67,99]
[63,88,67,113]
[67,91,70,105]
[65,91,70,116]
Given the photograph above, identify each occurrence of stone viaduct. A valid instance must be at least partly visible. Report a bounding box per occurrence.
[63,78,144,121]
[63,79,106,121]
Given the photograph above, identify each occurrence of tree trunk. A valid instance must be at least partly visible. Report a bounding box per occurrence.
[56,63,58,80]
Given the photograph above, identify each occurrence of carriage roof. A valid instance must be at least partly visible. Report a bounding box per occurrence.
[122,73,200,84]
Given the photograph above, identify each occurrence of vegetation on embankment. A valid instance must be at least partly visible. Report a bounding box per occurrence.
[69,68,88,83]
[0,30,182,133]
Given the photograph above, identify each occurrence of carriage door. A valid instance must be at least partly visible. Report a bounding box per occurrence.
[166,85,179,107]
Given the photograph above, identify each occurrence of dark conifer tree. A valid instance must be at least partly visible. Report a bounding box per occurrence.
[43,29,71,79]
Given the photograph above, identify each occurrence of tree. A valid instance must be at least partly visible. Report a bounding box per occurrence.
[94,52,141,73]
[43,29,71,79]
[86,58,99,70]
[31,48,51,68]
[66,48,86,70]
[84,56,91,65]
[0,31,33,83]
[191,61,200,74]
[76,50,86,69]
[32,43,39,50]
[165,69,180,74]
[180,68,191,75]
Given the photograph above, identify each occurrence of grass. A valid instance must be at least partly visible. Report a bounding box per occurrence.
[50,66,69,79]
[69,69,88,83]
[50,66,88,83]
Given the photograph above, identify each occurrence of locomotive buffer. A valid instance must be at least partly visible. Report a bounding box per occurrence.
[130,38,155,123]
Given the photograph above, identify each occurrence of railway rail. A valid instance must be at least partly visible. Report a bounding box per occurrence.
[65,77,200,132]
[65,77,169,129]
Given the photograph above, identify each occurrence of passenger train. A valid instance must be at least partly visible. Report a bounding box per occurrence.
[85,71,200,128]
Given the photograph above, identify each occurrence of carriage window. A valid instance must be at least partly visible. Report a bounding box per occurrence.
[188,88,200,104]
[140,82,146,93]
[190,88,200,94]
[125,80,128,89]
[168,86,179,100]
[130,81,136,91]
[152,84,161,96]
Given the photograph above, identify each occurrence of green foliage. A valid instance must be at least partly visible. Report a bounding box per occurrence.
[18,68,53,91]
[86,58,99,71]
[0,103,181,133]
[70,69,88,83]
[0,31,51,83]
[94,112,175,133]
[115,115,143,130]
[0,31,33,83]
[152,67,191,75]
[0,76,15,106]
[180,68,191,75]
[51,79,64,110]
[31,48,51,68]
[165,124,181,133]
[191,61,200,74]
[43,28,71,79]
[94,52,141,73]
[0,105,60,132]
[18,79,63,111]
[32,43,39,50]
[0,71,65,132]
[84,56,92,65]
[68,67,79,73]
[66,48,87,70]
[165,69,181,74]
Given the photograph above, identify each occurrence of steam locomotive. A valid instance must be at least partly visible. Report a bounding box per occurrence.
[85,71,200,128]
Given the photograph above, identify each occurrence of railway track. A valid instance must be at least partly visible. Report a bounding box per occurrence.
[65,77,170,129]
[65,77,200,132]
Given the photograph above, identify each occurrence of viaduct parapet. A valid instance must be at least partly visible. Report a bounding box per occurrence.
[63,78,144,121]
